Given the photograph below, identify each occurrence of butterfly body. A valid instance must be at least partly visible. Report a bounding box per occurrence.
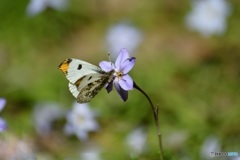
[59,58,114,103]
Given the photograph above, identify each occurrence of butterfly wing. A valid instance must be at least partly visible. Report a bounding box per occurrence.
[58,58,105,84]
[74,71,114,103]
[59,58,114,103]
[68,73,106,99]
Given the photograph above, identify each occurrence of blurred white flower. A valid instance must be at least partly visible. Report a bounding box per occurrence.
[0,98,7,132]
[165,130,188,149]
[33,102,66,136]
[26,0,68,16]
[200,136,221,160]
[80,146,102,160]
[0,136,35,160]
[126,127,146,157]
[106,22,142,58]
[185,0,231,37]
[64,102,99,141]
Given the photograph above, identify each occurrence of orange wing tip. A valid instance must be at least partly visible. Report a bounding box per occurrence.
[58,58,72,75]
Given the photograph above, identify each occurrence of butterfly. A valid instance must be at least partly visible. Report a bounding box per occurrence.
[58,58,115,103]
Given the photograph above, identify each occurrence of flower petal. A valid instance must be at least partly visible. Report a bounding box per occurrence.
[76,130,88,141]
[118,74,133,90]
[0,117,7,132]
[99,61,114,72]
[26,0,46,17]
[115,48,130,70]
[64,123,75,135]
[106,80,114,93]
[82,120,99,131]
[114,82,128,101]
[121,57,136,74]
[0,98,6,112]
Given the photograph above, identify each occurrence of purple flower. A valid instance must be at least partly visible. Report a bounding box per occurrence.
[99,48,136,101]
[0,98,7,132]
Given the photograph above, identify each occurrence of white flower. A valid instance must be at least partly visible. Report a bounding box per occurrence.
[26,0,68,16]
[200,136,221,159]
[126,128,146,156]
[80,147,102,160]
[64,102,99,141]
[106,22,142,58]
[0,137,35,160]
[165,131,188,149]
[231,157,240,160]
[33,102,66,136]
[185,0,231,37]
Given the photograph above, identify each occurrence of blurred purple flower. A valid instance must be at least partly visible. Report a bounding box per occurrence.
[185,0,231,37]
[64,102,99,141]
[106,22,142,58]
[0,98,7,132]
[26,0,68,17]
[99,48,136,101]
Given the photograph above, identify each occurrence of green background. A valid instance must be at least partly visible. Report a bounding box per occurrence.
[0,0,240,159]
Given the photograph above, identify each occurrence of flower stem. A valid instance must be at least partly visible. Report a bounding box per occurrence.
[133,82,164,160]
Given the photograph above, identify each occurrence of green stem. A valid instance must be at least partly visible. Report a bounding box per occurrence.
[133,82,164,160]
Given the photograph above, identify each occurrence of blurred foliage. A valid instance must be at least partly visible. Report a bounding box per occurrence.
[1,0,240,159]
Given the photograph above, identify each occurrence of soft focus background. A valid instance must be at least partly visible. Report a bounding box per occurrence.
[0,0,240,159]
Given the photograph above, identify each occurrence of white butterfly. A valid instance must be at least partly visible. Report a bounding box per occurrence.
[58,58,114,103]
